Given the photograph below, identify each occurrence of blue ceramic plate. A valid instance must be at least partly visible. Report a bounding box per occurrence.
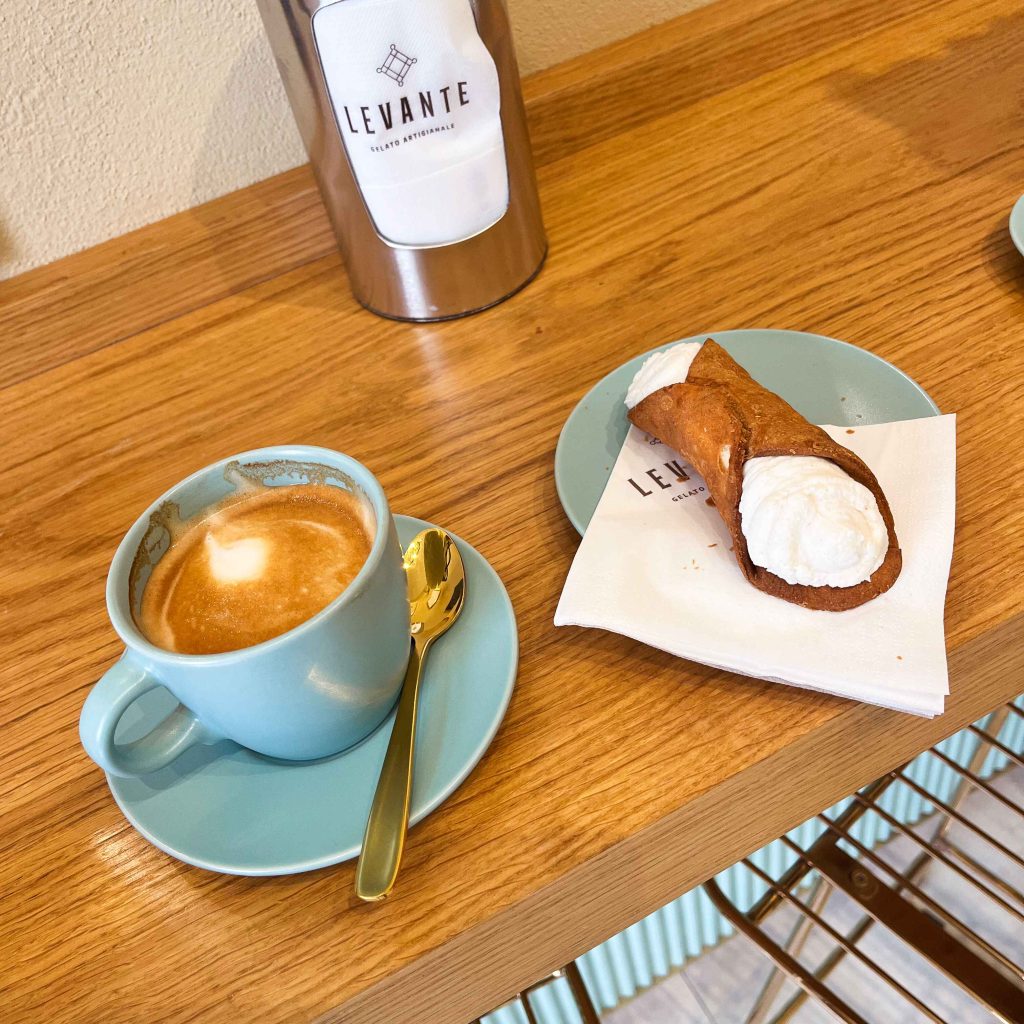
[554,328,939,534]
[1010,194,1024,257]
[107,515,517,876]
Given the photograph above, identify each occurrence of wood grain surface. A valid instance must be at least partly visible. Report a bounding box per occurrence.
[3,0,1023,1021]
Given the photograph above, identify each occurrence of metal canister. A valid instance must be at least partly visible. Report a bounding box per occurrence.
[256,0,547,321]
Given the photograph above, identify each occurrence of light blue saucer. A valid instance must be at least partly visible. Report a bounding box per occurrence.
[554,328,940,534]
[107,515,517,876]
[1010,194,1024,257]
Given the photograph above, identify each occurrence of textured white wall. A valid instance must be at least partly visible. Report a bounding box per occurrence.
[1,0,711,279]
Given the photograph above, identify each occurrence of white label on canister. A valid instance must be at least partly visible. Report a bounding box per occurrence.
[312,0,509,248]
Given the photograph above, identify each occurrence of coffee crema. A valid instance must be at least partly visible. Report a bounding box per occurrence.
[136,483,373,655]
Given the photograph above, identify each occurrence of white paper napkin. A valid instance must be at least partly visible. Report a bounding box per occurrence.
[555,415,957,716]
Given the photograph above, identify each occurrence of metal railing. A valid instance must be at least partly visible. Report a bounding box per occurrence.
[703,703,1024,1024]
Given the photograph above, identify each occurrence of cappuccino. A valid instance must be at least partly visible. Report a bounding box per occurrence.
[137,483,372,655]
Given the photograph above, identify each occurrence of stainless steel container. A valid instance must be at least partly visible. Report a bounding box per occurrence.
[256,0,547,321]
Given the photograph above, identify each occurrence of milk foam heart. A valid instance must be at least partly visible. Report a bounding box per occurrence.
[205,532,269,584]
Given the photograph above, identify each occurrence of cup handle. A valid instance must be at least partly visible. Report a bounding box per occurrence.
[79,654,220,778]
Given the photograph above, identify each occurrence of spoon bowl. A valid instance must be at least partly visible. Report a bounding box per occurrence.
[404,528,466,645]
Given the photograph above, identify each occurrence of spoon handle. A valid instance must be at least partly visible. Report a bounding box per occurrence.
[355,640,425,901]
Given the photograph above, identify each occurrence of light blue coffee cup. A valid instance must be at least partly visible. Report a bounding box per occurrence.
[79,446,411,778]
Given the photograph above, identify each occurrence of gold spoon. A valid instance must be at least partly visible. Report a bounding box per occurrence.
[355,527,467,902]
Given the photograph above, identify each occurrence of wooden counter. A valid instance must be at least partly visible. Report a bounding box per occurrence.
[3,0,1022,1020]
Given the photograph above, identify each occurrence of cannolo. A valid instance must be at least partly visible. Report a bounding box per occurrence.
[626,339,901,611]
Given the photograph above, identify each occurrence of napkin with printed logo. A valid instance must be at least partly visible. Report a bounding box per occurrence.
[555,415,957,716]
